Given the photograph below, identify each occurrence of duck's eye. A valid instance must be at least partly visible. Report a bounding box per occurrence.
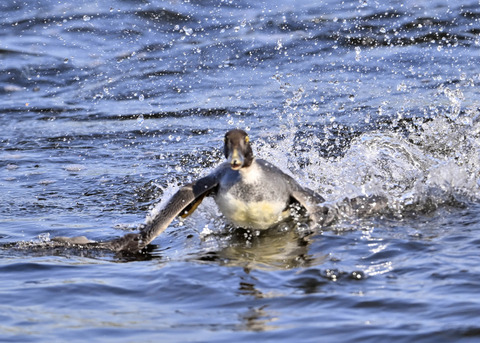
[245,136,249,144]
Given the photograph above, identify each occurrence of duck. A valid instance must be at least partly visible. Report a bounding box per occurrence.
[54,129,384,252]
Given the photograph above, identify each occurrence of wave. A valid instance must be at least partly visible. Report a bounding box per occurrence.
[258,109,480,215]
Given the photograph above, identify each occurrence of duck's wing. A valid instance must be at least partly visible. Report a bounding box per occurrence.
[254,159,330,225]
[289,183,335,225]
[53,172,221,252]
[106,172,220,251]
[291,186,389,226]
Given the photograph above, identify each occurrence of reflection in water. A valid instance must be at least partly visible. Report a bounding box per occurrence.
[237,275,279,332]
[238,304,278,332]
[238,281,264,298]
[201,221,330,332]
[212,220,328,271]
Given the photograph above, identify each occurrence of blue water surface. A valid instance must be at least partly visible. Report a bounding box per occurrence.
[1,0,480,342]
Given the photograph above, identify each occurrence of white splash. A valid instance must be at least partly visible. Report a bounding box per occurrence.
[257,109,480,212]
[146,107,480,233]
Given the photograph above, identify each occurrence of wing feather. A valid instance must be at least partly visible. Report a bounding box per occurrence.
[54,172,220,252]
[112,173,219,251]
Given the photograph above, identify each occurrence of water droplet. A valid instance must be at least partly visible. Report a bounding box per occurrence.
[351,271,364,280]
[397,82,407,92]
[275,40,283,50]
[137,114,144,125]
[83,15,91,21]
[355,46,361,61]
[183,26,193,36]
[138,94,144,101]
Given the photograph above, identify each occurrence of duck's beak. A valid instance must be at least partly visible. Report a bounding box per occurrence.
[228,148,244,170]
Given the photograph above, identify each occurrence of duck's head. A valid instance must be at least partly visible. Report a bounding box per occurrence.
[224,129,254,170]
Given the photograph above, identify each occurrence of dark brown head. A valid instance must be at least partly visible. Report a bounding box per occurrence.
[223,129,254,170]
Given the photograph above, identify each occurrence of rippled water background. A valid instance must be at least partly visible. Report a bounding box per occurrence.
[2,0,480,341]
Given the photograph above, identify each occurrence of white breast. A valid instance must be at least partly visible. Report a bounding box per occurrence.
[214,161,289,229]
[215,192,288,229]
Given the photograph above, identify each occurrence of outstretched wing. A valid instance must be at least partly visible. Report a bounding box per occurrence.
[109,172,220,251]
[139,173,219,245]
[254,159,330,226]
[291,187,388,227]
[53,172,220,252]
[289,184,334,226]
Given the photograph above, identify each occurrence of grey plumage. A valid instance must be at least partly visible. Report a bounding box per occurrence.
[105,129,329,251]
[54,129,386,252]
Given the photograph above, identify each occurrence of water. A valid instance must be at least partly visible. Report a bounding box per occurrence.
[1,0,480,341]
